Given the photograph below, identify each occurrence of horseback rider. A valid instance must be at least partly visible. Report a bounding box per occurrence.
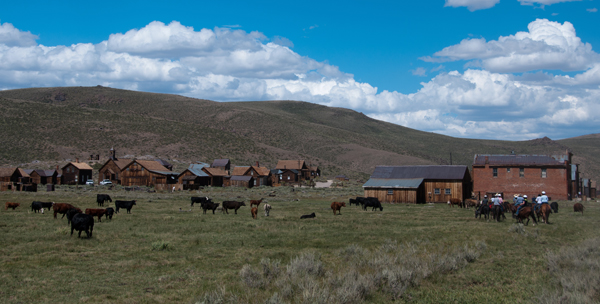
[493,193,504,212]
[535,191,549,212]
[515,194,525,216]
[482,194,489,208]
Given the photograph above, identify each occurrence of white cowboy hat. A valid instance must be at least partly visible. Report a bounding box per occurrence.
[542,191,546,194]
[523,195,528,198]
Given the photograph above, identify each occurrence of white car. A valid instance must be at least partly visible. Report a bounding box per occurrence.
[85,179,94,186]
[99,179,113,185]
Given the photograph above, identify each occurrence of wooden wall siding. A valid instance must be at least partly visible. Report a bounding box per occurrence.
[178,171,210,186]
[423,180,464,203]
[62,165,92,185]
[281,171,297,182]
[99,161,122,184]
[29,172,41,185]
[230,180,253,188]
[121,163,167,187]
[364,188,417,204]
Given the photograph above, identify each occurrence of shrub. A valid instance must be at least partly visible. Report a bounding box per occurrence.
[508,223,527,235]
[151,240,171,251]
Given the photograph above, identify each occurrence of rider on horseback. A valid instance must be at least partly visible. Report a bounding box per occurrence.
[493,193,504,212]
[515,194,525,216]
[534,191,549,212]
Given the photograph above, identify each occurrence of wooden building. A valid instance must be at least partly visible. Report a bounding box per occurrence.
[229,175,254,188]
[35,170,58,185]
[24,170,40,184]
[120,160,179,187]
[211,159,231,172]
[363,166,471,204]
[310,166,321,178]
[276,160,311,180]
[335,175,349,181]
[178,163,211,188]
[202,167,229,187]
[231,165,271,187]
[61,162,93,185]
[98,159,131,185]
[156,159,173,171]
[472,153,574,200]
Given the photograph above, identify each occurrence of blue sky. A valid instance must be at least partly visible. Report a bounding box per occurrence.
[1,0,599,140]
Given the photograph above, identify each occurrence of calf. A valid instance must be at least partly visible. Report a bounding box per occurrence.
[105,207,115,220]
[550,202,559,213]
[300,213,316,219]
[573,203,584,215]
[85,208,107,222]
[331,202,346,215]
[250,198,264,208]
[53,203,80,219]
[66,208,83,225]
[222,201,246,214]
[71,213,94,238]
[202,201,220,214]
[115,200,137,214]
[362,197,383,211]
[96,194,112,207]
[5,202,20,210]
[251,207,258,219]
[264,203,272,216]
[191,196,210,207]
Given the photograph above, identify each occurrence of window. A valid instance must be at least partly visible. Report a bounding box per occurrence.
[254,180,257,186]
[493,168,498,177]
[388,189,393,195]
[279,174,282,180]
[251,171,253,176]
[287,176,290,180]
[519,168,524,177]
[434,188,440,195]
[445,188,451,195]
[541,168,547,178]
[507,168,511,173]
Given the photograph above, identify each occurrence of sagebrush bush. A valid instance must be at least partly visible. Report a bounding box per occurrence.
[151,240,171,251]
[508,223,527,235]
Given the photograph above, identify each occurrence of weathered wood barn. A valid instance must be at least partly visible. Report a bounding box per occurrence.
[276,160,311,181]
[61,162,93,185]
[472,153,574,200]
[120,160,179,187]
[98,159,131,185]
[363,166,472,204]
[178,163,211,188]
[0,168,31,191]
[231,165,271,187]
[202,167,228,187]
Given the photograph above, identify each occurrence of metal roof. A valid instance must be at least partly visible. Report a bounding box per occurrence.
[371,166,467,180]
[212,159,230,167]
[473,154,568,167]
[186,163,210,177]
[231,175,252,182]
[148,170,180,176]
[363,178,424,189]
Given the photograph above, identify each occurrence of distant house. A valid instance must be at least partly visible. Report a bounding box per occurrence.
[120,160,179,187]
[98,159,131,185]
[276,160,310,181]
[310,166,321,178]
[25,169,58,185]
[335,175,349,181]
[61,161,93,185]
[178,163,211,188]
[202,167,229,187]
[472,153,574,200]
[363,165,471,204]
[0,167,31,185]
[231,164,271,187]
[211,159,231,172]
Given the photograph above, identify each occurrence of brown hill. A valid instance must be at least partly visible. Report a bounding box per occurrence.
[0,86,597,181]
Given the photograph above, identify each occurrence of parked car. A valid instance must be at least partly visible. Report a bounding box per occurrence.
[85,179,94,186]
[99,179,113,185]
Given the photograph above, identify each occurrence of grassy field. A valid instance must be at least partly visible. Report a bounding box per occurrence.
[1,185,599,303]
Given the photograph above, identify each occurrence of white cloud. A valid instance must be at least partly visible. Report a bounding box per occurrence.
[0,22,38,47]
[411,67,428,76]
[518,0,581,7]
[587,8,598,13]
[444,0,500,11]
[0,20,599,140]
[423,19,600,73]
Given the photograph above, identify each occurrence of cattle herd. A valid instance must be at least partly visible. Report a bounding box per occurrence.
[2,192,591,239]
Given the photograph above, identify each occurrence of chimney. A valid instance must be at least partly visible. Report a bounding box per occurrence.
[485,156,489,164]
[76,158,79,163]
[256,161,259,167]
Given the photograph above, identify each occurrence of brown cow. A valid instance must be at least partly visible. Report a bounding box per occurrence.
[85,208,107,222]
[5,202,20,210]
[251,207,258,219]
[331,202,346,215]
[573,203,584,215]
[447,198,462,208]
[250,198,264,208]
[53,203,80,219]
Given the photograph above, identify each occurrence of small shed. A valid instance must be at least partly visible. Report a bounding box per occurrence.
[229,175,254,188]
[203,167,229,187]
[61,162,93,185]
[335,175,349,181]
[178,163,211,187]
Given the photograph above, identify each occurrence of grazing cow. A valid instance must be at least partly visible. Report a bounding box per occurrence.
[201,201,220,214]
[40,202,55,210]
[96,194,112,207]
[115,200,137,214]
[85,208,107,222]
[550,202,559,213]
[251,207,258,219]
[264,203,272,216]
[191,196,210,207]
[250,198,264,208]
[53,203,80,219]
[349,198,359,206]
[105,207,115,220]
[464,199,478,209]
[573,203,584,215]
[5,202,20,210]
[71,213,94,238]
[66,208,82,225]
[448,198,462,208]
[300,213,316,219]
[475,204,490,220]
[331,202,346,215]
[355,197,368,207]
[362,197,383,211]
[222,201,246,214]
[31,201,43,213]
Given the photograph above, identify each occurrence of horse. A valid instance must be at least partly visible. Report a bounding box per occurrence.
[511,205,537,226]
[491,205,506,222]
[475,204,490,220]
[535,204,552,224]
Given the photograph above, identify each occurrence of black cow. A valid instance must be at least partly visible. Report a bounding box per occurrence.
[550,202,558,213]
[71,213,94,238]
[31,201,43,213]
[40,202,55,210]
[355,197,368,206]
[191,196,210,207]
[97,194,112,207]
[300,213,316,219]
[115,200,137,214]
[222,201,246,214]
[362,197,383,211]
[105,207,115,220]
[66,208,82,225]
[202,201,220,214]
[475,204,490,220]
[349,198,360,206]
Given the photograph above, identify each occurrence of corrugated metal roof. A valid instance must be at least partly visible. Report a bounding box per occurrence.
[363,178,424,188]
[149,170,179,176]
[371,166,467,180]
[185,163,210,177]
[473,154,568,166]
[231,175,252,182]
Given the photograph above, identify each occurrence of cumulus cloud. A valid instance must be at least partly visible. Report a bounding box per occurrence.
[423,19,600,73]
[587,8,598,13]
[0,22,38,47]
[444,0,501,11]
[0,20,598,140]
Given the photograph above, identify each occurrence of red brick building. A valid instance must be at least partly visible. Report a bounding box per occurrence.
[472,153,575,200]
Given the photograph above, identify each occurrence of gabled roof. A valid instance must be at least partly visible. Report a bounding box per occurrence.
[363,178,424,189]
[23,169,34,175]
[16,168,30,178]
[473,154,568,167]
[203,167,228,177]
[0,168,17,177]
[155,159,172,169]
[212,159,230,168]
[135,160,170,172]
[310,166,319,171]
[231,166,250,176]
[371,166,468,180]
[183,163,210,177]
[63,162,93,170]
[252,166,271,176]
[276,160,307,170]
[41,170,57,177]
[114,159,132,170]
[231,175,253,182]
